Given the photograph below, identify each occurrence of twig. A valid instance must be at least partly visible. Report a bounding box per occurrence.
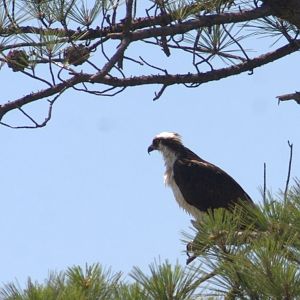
[139,56,168,74]
[2,0,17,27]
[90,36,131,80]
[152,40,247,62]
[284,141,293,202]
[111,0,134,70]
[73,83,126,97]
[222,24,251,62]
[111,0,120,26]
[123,55,143,66]
[156,0,171,57]
[48,54,56,85]
[125,0,134,26]
[18,107,39,126]
[277,91,300,104]
[263,162,267,204]
[0,90,64,129]
[153,84,167,101]
[20,70,53,87]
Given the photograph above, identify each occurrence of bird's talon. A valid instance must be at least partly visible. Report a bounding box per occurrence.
[186,255,197,265]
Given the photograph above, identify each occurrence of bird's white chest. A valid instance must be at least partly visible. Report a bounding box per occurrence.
[161,148,202,220]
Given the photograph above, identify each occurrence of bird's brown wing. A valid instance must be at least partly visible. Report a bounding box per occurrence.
[173,158,253,212]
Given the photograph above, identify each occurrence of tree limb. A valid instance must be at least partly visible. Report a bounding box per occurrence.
[0,6,271,43]
[108,6,271,41]
[1,39,299,121]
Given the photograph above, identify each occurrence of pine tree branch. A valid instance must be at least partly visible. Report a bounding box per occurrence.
[0,6,271,43]
[1,38,299,121]
[108,6,271,41]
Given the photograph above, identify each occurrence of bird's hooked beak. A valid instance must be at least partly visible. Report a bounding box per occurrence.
[147,144,156,154]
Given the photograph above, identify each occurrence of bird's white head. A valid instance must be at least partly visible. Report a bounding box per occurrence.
[155,132,182,142]
[148,132,182,152]
[148,132,183,167]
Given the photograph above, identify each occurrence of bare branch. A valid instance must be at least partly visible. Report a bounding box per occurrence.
[2,0,17,27]
[263,162,267,204]
[153,85,167,101]
[125,0,134,26]
[284,141,293,202]
[18,107,40,126]
[20,70,53,87]
[0,91,62,129]
[139,56,168,74]
[277,91,300,104]
[90,35,131,80]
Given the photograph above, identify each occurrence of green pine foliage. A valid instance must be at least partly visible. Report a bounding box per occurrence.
[185,180,300,299]
[1,264,122,300]
[130,259,203,299]
[2,182,300,299]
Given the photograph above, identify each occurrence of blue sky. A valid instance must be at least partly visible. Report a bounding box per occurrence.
[1,16,300,285]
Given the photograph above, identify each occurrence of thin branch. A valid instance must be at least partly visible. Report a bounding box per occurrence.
[48,55,56,85]
[123,55,143,65]
[0,90,64,129]
[20,70,53,87]
[125,0,134,27]
[2,0,17,27]
[284,141,293,202]
[221,24,250,62]
[152,41,247,62]
[85,59,102,72]
[277,91,300,104]
[263,162,267,204]
[139,56,168,74]
[18,107,39,126]
[90,35,131,80]
[73,84,126,97]
[153,84,167,101]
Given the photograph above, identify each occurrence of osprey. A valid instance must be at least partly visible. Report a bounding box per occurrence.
[148,132,253,220]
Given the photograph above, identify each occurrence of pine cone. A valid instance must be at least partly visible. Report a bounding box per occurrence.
[7,50,29,72]
[64,44,90,66]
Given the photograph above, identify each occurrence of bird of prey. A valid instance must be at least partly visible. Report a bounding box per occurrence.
[148,132,253,220]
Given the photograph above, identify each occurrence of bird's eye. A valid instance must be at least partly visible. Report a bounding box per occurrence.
[153,138,160,147]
